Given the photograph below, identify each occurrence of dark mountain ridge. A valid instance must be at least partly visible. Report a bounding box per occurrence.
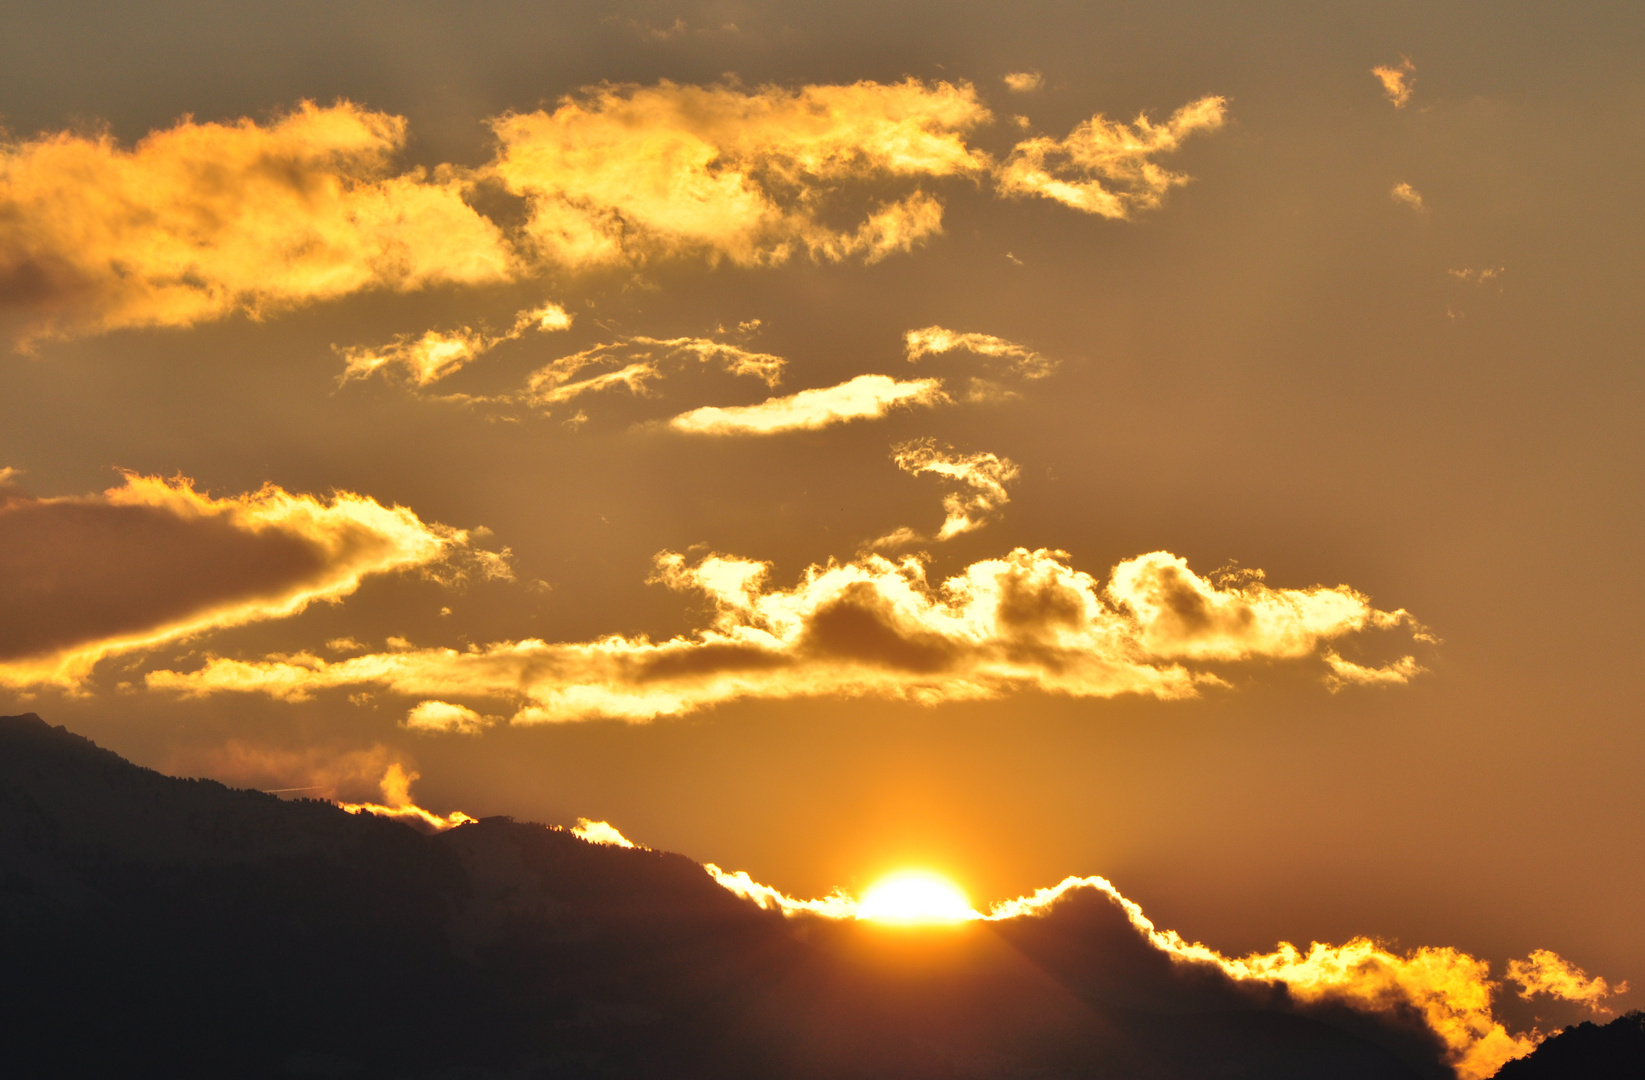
[0,713,1470,1078]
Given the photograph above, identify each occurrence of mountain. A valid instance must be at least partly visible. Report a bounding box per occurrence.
[1,712,1442,1078]
[1492,1012,1645,1079]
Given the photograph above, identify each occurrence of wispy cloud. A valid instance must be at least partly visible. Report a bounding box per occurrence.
[0,473,505,688]
[904,325,1055,378]
[335,762,476,831]
[338,302,571,385]
[1002,72,1044,93]
[1372,58,1417,108]
[869,440,1019,549]
[668,374,948,435]
[996,96,1227,218]
[148,547,1430,722]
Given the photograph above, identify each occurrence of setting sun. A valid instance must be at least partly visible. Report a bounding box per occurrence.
[855,871,979,924]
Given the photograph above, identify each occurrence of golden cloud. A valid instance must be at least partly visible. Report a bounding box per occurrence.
[1507,949,1628,1011]
[869,439,1019,549]
[668,374,949,435]
[487,79,990,269]
[0,473,501,688]
[5,84,1230,345]
[335,762,476,831]
[147,546,1429,722]
[1002,72,1045,94]
[996,96,1227,218]
[0,101,515,346]
[404,699,494,735]
[1373,58,1417,108]
[1391,182,1426,211]
[338,301,571,386]
[904,325,1056,378]
[569,818,639,848]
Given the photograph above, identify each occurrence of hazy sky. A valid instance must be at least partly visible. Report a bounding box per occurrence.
[2,0,1640,1022]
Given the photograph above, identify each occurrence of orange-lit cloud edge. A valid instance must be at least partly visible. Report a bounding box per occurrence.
[1,81,1225,347]
[342,792,1626,1080]
[0,473,507,689]
[145,543,1434,723]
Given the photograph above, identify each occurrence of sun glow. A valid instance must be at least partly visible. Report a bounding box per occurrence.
[855,871,979,924]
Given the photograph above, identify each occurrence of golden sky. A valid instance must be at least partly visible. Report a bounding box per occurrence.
[1,0,1641,1053]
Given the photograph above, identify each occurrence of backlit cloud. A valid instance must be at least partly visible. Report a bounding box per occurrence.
[0,101,514,346]
[869,440,1019,548]
[0,473,501,688]
[487,79,991,268]
[1507,949,1628,1011]
[1373,58,1417,108]
[996,96,1227,218]
[404,699,494,735]
[1391,182,1426,211]
[1002,72,1044,93]
[668,374,948,435]
[338,302,571,385]
[703,865,1612,1080]
[335,762,476,831]
[904,325,1056,378]
[514,335,787,413]
[147,546,1430,722]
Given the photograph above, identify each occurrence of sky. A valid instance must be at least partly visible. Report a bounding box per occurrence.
[1,0,1641,1047]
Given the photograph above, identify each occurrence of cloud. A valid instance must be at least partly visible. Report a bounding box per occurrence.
[0,101,515,346]
[148,546,1431,722]
[1373,58,1417,108]
[335,762,476,831]
[487,79,991,269]
[1323,651,1426,690]
[1002,72,1044,93]
[506,334,788,413]
[403,699,493,735]
[700,861,1612,1080]
[1391,182,1426,211]
[996,96,1227,218]
[167,739,401,801]
[0,472,501,688]
[869,439,1019,548]
[338,302,571,385]
[570,818,638,847]
[904,325,1056,378]
[668,374,948,435]
[1507,950,1629,1011]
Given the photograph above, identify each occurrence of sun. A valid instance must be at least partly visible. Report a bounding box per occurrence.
[855,870,979,924]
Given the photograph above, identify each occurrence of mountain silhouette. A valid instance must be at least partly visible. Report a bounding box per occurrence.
[2,712,1460,1078]
[1491,1011,1645,1079]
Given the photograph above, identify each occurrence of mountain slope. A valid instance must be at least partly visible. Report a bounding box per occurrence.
[0,713,1436,1079]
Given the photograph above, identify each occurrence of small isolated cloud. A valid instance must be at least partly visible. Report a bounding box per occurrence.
[0,101,515,347]
[904,325,1055,378]
[996,96,1227,218]
[570,818,638,847]
[520,335,787,411]
[668,374,947,435]
[1507,950,1629,1011]
[1449,266,1505,285]
[1323,651,1426,691]
[335,762,475,831]
[403,699,493,735]
[869,439,1019,548]
[0,473,500,688]
[1391,182,1426,211]
[149,547,1431,722]
[1003,72,1044,93]
[338,302,571,386]
[1372,57,1416,108]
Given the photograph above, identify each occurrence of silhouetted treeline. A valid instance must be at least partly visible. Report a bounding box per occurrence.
[1,713,1462,1078]
[1492,1011,1645,1079]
